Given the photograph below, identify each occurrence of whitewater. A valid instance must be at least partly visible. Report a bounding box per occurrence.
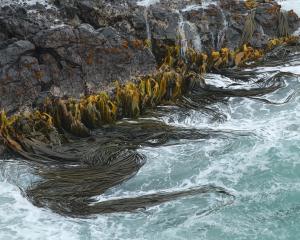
[1,0,300,239]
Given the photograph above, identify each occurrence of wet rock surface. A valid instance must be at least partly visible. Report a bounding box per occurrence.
[0,0,299,114]
[0,137,4,156]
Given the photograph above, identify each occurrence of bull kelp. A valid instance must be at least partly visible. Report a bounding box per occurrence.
[0,13,299,216]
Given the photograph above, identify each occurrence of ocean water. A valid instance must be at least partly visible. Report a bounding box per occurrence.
[280,0,300,16]
[1,58,300,240]
[1,0,300,240]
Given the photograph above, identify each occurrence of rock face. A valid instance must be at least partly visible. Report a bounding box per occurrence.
[0,0,299,113]
[0,136,4,156]
[0,0,156,113]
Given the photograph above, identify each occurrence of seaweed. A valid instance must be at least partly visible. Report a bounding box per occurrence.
[0,32,299,217]
[278,11,290,38]
[240,10,256,46]
[245,0,258,9]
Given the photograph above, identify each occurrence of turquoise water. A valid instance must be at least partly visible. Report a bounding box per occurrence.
[1,61,300,239]
[0,0,300,239]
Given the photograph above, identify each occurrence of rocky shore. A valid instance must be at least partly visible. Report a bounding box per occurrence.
[0,0,299,156]
[0,0,299,115]
[1,0,300,215]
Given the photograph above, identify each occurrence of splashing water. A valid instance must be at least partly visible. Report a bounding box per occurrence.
[137,0,160,7]
[0,0,54,9]
[279,0,300,16]
[177,12,202,56]
[280,0,300,35]
[182,4,202,12]
[182,1,227,50]
[186,21,203,52]
[137,0,160,49]
[1,1,300,239]
[144,9,152,44]
[1,48,300,239]
[178,12,188,57]
[217,6,228,50]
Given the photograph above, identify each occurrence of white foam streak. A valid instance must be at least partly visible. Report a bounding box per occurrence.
[1,4,300,234]
[254,65,300,75]
[177,12,203,56]
[144,9,152,42]
[178,13,188,57]
[186,21,202,52]
[137,0,160,7]
[279,0,300,16]
[0,0,54,9]
[182,4,202,12]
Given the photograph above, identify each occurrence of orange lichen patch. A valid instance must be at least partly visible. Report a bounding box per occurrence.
[131,39,144,49]
[122,40,129,49]
[232,13,243,22]
[86,49,95,65]
[34,70,44,81]
[266,5,280,14]
[108,48,123,54]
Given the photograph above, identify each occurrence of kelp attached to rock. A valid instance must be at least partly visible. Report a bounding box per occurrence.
[0,38,292,149]
[0,24,299,216]
[278,10,291,38]
[240,10,257,46]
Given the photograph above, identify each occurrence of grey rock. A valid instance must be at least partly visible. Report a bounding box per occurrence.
[0,40,35,66]
[0,18,156,113]
[0,0,299,114]
[0,143,5,157]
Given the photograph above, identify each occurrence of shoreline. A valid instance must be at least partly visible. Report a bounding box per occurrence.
[1,0,300,216]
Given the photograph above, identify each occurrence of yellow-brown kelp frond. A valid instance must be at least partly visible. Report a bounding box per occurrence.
[0,64,192,157]
[245,0,258,9]
[43,98,90,137]
[81,93,117,126]
[211,48,232,70]
[167,36,299,71]
[234,44,263,66]
[1,34,299,156]
[116,82,141,118]
[240,10,257,46]
[41,93,119,135]
[0,111,23,153]
[278,11,290,37]
[0,110,62,158]
[267,36,299,50]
